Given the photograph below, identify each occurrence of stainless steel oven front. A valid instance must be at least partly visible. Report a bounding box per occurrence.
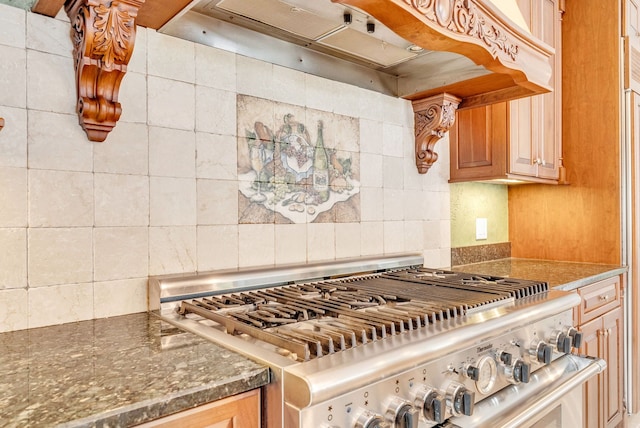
[149,254,605,428]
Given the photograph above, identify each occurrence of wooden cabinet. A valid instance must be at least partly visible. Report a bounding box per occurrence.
[136,389,260,428]
[575,277,624,428]
[449,0,563,183]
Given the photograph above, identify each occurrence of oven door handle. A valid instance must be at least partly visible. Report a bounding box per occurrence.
[443,354,606,428]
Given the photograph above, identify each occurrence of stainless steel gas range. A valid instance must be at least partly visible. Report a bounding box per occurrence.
[149,254,605,428]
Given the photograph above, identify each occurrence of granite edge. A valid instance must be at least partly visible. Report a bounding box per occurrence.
[57,368,270,428]
[552,267,629,291]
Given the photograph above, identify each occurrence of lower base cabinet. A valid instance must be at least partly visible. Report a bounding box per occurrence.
[575,276,624,428]
[136,389,260,428]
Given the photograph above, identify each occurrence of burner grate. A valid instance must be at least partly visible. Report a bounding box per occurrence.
[176,268,548,361]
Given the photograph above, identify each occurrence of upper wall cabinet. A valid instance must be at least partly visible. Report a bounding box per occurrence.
[450,0,564,184]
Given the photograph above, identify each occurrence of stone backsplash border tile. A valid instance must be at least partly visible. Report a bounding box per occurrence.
[451,242,511,266]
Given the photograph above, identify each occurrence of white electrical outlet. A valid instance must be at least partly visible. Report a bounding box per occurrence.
[476,218,488,240]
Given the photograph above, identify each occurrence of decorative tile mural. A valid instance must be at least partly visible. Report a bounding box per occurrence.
[237,95,360,224]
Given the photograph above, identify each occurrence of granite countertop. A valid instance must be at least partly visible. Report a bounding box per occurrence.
[0,312,270,428]
[452,258,627,291]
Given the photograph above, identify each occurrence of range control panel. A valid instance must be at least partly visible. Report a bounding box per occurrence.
[298,310,581,428]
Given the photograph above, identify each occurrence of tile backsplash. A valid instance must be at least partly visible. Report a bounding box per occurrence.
[0,4,452,332]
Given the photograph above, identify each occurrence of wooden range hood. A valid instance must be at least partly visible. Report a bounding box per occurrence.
[31,0,553,174]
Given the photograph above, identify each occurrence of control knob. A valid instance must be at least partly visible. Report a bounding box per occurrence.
[502,358,531,384]
[566,326,584,349]
[530,340,553,364]
[414,386,446,424]
[498,351,513,366]
[385,397,418,428]
[446,382,475,417]
[549,330,572,353]
[354,409,389,428]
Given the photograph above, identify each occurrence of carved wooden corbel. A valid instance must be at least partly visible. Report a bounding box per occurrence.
[65,0,144,142]
[412,93,461,174]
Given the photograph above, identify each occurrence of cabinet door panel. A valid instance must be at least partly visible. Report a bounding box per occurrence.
[537,0,562,179]
[603,307,624,427]
[578,317,601,428]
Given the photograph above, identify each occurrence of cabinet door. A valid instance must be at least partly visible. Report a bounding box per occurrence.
[578,317,602,428]
[449,103,507,181]
[510,0,562,180]
[137,390,260,428]
[536,0,562,180]
[603,307,624,427]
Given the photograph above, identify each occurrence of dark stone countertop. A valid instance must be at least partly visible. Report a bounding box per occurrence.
[0,312,270,428]
[452,258,627,291]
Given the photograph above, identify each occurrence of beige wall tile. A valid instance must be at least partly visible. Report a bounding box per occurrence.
[196,132,237,180]
[382,122,404,158]
[383,188,403,221]
[195,43,236,91]
[383,156,404,189]
[0,167,26,227]
[403,220,423,252]
[26,50,75,114]
[383,221,404,254]
[26,11,71,58]
[28,110,92,171]
[423,220,441,250]
[197,179,238,225]
[29,169,93,227]
[28,282,93,328]
[307,223,334,262]
[305,73,336,113]
[0,4,26,49]
[195,86,237,136]
[403,190,426,221]
[238,224,274,267]
[149,127,196,178]
[0,288,27,332]
[118,72,148,124]
[148,76,195,130]
[127,27,147,74]
[0,45,26,108]
[335,223,360,259]
[150,177,196,226]
[149,226,196,275]
[148,30,195,83]
[0,228,26,289]
[358,89,384,122]
[93,278,147,318]
[360,221,384,256]
[94,227,148,281]
[237,56,273,100]
[94,174,149,227]
[95,122,149,175]
[332,80,361,118]
[360,187,383,222]
[359,119,382,155]
[275,223,306,265]
[0,106,27,168]
[197,225,238,271]
[271,65,305,107]
[28,228,93,287]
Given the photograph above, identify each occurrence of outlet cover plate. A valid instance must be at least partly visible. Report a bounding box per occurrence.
[476,218,488,240]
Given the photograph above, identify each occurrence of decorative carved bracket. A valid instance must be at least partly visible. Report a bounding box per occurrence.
[0,117,4,132]
[65,0,144,142]
[412,93,461,174]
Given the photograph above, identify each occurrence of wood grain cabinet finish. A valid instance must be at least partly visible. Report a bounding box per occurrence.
[576,279,624,428]
[136,389,260,428]
[450,0,563,184]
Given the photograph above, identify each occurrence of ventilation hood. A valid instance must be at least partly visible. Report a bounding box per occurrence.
[31,0,554,172]
[158,0,554,109]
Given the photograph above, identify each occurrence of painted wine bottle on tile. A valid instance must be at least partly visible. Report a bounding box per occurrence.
[312,120,330,203]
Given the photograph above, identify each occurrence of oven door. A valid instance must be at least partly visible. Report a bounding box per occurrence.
[444,354,606,428]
